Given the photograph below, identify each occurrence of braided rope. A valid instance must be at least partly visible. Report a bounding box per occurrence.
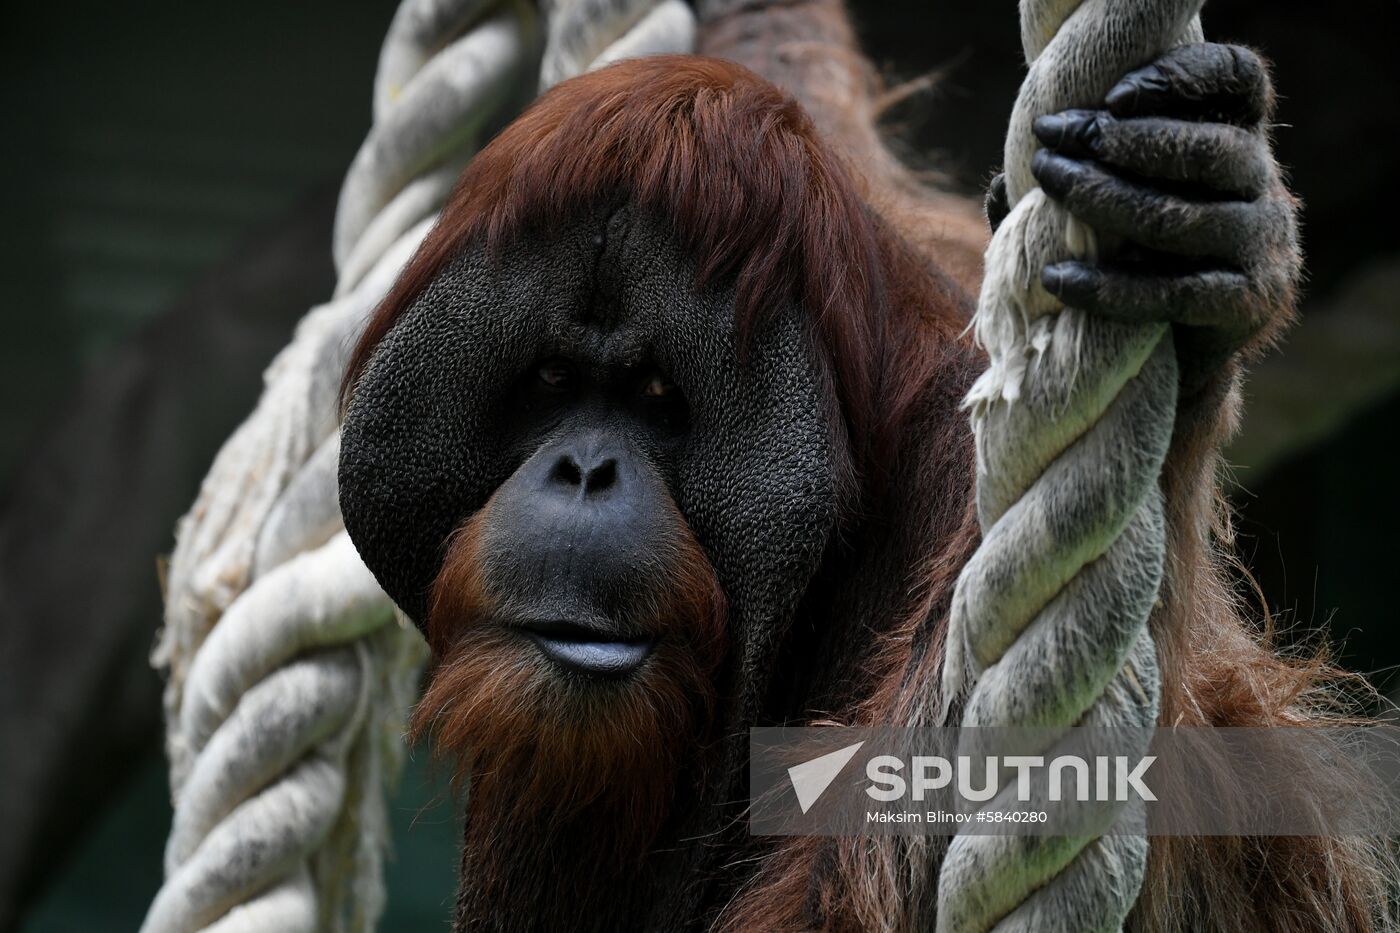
[935,2,1206,931]
[145,3,693,931]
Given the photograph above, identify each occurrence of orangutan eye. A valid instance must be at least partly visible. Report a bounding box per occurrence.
[641,373,677,398]
[538,359,577,389]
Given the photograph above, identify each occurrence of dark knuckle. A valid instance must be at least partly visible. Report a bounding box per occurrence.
[1229,44,1267,85]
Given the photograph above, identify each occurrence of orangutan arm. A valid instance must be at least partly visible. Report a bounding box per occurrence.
[695,0,988,292]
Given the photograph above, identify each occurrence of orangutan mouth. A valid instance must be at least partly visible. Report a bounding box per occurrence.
[517,619,655,676]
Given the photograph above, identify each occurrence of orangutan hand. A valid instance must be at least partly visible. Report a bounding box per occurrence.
[993,43,1302,396]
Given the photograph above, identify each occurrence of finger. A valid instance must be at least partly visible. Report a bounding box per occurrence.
[1033,112,1274,199]
[1105,43,1272,127]
[1041,260,1254,333]
[986,172,1010,232]
[1033,150,1273,263]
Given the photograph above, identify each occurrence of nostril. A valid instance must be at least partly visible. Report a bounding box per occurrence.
[583,458,617,495]
[550,456,583,488]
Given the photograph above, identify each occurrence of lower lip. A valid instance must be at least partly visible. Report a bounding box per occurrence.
[521,625,654,677]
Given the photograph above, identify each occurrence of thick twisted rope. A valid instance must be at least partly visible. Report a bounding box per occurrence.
[935,2,1205,932]
[145,3,693,932]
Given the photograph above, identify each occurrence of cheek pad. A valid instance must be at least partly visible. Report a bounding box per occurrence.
[617,224,839,704]
[339,236,590,624]
[674,302,838,709]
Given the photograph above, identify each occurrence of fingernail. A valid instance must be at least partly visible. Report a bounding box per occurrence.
[1033,113,1068,146]
[1032,110,1100,155]
[1104,81,1136,115]
[1106,65,1169,115]
[1031,150,1079,194]
[1041,262,1097,302]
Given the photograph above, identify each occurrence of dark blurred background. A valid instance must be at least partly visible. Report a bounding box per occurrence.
[1,0,1396,929]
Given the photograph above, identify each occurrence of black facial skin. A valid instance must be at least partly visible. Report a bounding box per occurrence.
[482,359,690,676]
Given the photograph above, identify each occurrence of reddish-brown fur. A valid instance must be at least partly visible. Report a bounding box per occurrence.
[349,3,1391,929]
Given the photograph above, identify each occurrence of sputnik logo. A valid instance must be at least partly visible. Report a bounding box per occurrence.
[787,741,866,814]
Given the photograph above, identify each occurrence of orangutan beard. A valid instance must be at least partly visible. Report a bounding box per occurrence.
[409,507,727,924]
